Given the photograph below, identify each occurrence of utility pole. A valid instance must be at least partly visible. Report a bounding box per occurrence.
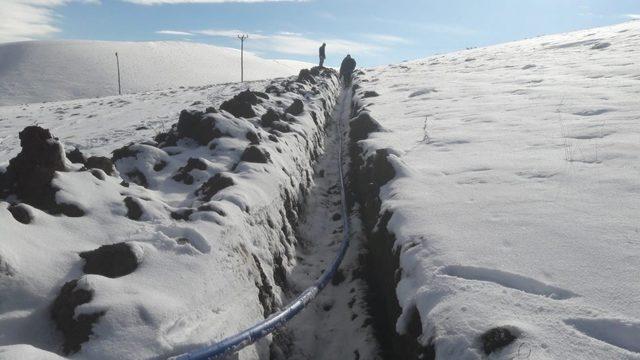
[115,52,122,95]
[238,34,248,82]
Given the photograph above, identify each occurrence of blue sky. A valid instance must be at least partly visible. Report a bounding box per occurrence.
[1,0,639,67]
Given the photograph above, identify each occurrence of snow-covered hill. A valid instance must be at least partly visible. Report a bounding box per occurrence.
[0,40,311,106]
[1,19,639,360]
[350,21,640,359]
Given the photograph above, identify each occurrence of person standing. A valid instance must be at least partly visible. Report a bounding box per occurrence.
[319,43,326,67]
[339,54,357,87]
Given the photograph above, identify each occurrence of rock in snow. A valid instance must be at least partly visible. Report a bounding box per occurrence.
[219,89,262,118]
[51,280,105,355]
[480,327,517,355]
[240,146,271,164]
[79,243,141,278]
[2,126,66,208]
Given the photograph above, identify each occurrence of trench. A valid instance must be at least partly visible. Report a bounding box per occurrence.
[169,79,425,359]
[271,88,380,360]
[346,83,436,360]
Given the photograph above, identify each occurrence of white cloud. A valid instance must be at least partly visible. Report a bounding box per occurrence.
[195,29,269,40]
[625,14,640,20]
[256,35,384,55]
[364,33,410,44]
[194,28,384,56]
[0,0,97,43]
[252,33,383,56]
[156,30,194,36]
[277,31,302,36]
[123,0,307,5]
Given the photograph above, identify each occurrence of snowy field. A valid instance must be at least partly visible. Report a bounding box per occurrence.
[353,21,640,359]
[1,19,639,360]
[0,81,264,163]
[0,68,341,359]
[0,40,311,106]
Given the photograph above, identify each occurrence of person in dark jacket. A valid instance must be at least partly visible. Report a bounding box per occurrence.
[319,43,326,67]
[339,54,356,86]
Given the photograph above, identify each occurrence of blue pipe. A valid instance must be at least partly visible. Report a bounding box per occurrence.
[172,89,351,360]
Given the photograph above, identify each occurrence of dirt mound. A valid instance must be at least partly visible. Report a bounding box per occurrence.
[265,84,282,95]
[196,173,235,201]
[154,110,227,147]
[171,208,194,221]
[66,148,86,164]
[240,146,271,164]
[286,99,304,116]
[1,126,66,208]
[246,131,260,145]
[8,203,32,224]
[0,126,84,216]
[297,69,316,84]
[349,112,381,142]
[124,196,143,220]
[261,109,282,128]
[220,90,263,118]
[310,66,336,79]
[173,158,207,185]
[85,156,114,175]
[51,279,105,355]
[481,327,517,354]
[176,110,222,145]
[79,243,140,278]
[112,144,140,163]
[125,169,148,188]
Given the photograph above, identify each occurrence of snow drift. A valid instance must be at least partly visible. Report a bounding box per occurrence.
[350,21,640,359]
[0,40,312,106]
[0,67,340,359]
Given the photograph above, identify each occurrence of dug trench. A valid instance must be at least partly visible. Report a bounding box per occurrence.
[270,88,380,360]
[346,78,436,360]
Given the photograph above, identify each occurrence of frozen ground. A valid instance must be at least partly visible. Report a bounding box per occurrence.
[282,89,379,360]
[0,80,264,162]
[0,69,342,359]
[353,21,640,359]
[0,40,311,106]
[1,19,639,360]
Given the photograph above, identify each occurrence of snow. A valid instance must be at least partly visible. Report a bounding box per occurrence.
[0,71,340,359]
[353,21,640,359]
[0,40,312,106]
[283,89,379,360]
[0,81,262,162]
[2,18,638,360]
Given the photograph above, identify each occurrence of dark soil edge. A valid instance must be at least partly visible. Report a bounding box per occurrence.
[348,84,435,360]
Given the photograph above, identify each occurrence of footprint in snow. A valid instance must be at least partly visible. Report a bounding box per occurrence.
[591,42,611,50]
[156,225,212,254]
[409,88,438,98]
[573,108,613,117]
[564,318,640,353]
[440,265,578,300]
